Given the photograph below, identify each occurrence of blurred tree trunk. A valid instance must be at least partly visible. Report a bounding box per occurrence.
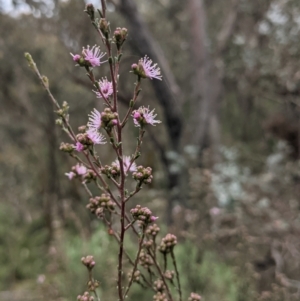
[188,0,239,165]
[188,0,213,155]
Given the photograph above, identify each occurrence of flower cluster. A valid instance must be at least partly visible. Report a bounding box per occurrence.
[133,166,153,186]
[114,27,128,50]
[65,163,90,180]
[146,223,160,237]
[188,293,202,301]
[153,292,168,301]
[65,164,96,182]
[130,205,157,226]
[93,78,113,99]
[86,194,115,216]
[71,45,106,68]
[60,142,74,153]
[100,108,118,129]
[159,234,178,254]
[76,128,106,146]
[132,106,161,127]
[131,55,162,80]
[164,270,175,280]
[142,239,154,249]
[154,279,166,292]
[127,269,141,283]
[77,292,94,301]
[87,128,106,145]
[87,279,100,291]
[81,255,96,270]
[101,162,120,179]
[139,250,154,268]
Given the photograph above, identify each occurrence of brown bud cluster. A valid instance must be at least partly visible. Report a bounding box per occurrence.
[146,224,160,237]
[153,292,168,301]
[87,279,100,291]
[143,239,154,249]
[188,292,202,301]
[114,27,128,50]
[154,279,165,292]
[164,270,175,280]
[101,162,120,179]
[81,255,96,270]
[59,142,74,153]
[139,250,154,268]
[159,234,177,254]
[77,291,94,301]
[87,194,115,216]
[100,108,118,130]
[133,166,153,186]
[130,205,154,226]
[127,269,141,283]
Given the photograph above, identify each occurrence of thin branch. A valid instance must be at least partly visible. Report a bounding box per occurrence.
[171,250,182,301]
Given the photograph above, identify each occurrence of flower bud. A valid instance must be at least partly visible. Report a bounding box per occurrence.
[55,119,63,126]
[146,224,160,237]
[77,291,95,301]
[99,18,110,38]
[59,142,74,153]
[132,166,153,187]
[139,250,154,268]
[130,205,156,227]
[188,293,202,301]
[153,292,168,301]
[154,279,166,292]
[87,194,116,215]
[114,27,128,50]
[72,54,81,62]
[84,4,95,21]
[158,234,177,254]
[81,255,96,270]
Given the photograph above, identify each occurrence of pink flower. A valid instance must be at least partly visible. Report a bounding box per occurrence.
[75,164,87,175]
[150,216,158,222]
[113,156,137,173]
[82,45,106,67]
[93,78,113,99]
[75,142,84,152]
[87,128,106,145]
[139,56,162,80]
[88,109,102,129]
[65,171,76,180]
[132,106,161,127]
[70,53,81,62]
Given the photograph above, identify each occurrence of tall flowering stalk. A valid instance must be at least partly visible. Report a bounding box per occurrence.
[25,2,200,301]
